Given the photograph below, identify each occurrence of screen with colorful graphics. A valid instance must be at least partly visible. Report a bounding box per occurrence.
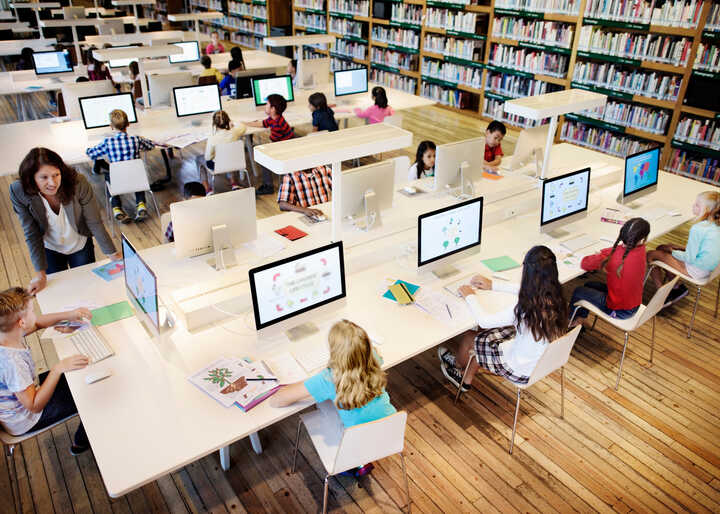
[624,147,659,197]
[541,167,590,226]
[418,197,483,267]
[122,234,159,329]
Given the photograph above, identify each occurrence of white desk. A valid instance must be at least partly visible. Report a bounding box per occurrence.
[263,34,335,76]
[0,11,16,20]
[34,151,715,497]
[0,37,56,56]
[0,68,87,120]
[9,2,61,38]
[40,17,142,62]
[167,11,222,39]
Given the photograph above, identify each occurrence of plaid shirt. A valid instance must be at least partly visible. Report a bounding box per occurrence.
[86,132,155,163]
[277,166,332,208]
[263,115,294,142]
[165,221,174,243]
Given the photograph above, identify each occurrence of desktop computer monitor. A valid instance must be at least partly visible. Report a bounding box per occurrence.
[172,84,221,118]
[168,41,200,64]
[248,241,346,331]
[170,188,257,258]
[297,57,330,89]
[252,75,294,106]
[105,45,137,68]
[434,137,485,194]
[540,167,591,234]
[121,233,160,333]
[334,67,368,97]
[235,73,275,99]
[79,92,137,129]
[32,50,73,76]
[340,159,395,231]
[505,124,550,175]
[417,197,483,277]
[621,146,660,205]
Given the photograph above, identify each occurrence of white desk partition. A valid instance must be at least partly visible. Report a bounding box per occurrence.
[167,11,222,39]
[9,2,60,38]
[264,34,336,81]
[0,38,56,56]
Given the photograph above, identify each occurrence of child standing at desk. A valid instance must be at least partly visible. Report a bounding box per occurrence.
[276,165,332,218]
[271,319,396,477]
[197,110,247,194]
[0,287,91,455]
[248,94,295,195]
[308,92,338,132]
[354,86,394,124]
[483,120,506,170]
[408,140,436,180]
[199,55,223,84]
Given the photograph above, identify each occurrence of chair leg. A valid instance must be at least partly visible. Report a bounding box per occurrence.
[643,264,656,286]
[291,418,301,473]
[104,191,115,238]
[590,315,598,332]
[322,475,330,514]
[509,388,521,455]
[400,452,411,513]
[568,305,580,328]
[454,353,474,404]
[560,367,565,420]
[687,286,701,339]
[715,279,719,318]
[649,316,656,363]
[148,191,161,219]
[615,332,629,390]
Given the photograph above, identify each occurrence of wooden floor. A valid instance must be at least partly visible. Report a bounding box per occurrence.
[1,91,720,514]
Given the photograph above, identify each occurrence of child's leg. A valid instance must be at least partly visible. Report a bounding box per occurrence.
[227,171,240,189]
[647,248,688,286]
[29,373,89,449]
[569,282,608,325]
[102,171,122,209]
[455,330,480,381]
[195,155,211,192]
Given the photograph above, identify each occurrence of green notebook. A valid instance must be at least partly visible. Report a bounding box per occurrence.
[91,301,134,327]
[482,256,521,272]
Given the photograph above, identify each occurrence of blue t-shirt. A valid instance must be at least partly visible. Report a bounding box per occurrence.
[303,368,396,427]
[219,74,234,96]
[312,108,339,132]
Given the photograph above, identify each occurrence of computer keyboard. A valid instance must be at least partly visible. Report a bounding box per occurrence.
[635,207,667,222]
[443,275,475,297]
[70,327,114,364]
[294,345,329,373]
[561,234,597,253]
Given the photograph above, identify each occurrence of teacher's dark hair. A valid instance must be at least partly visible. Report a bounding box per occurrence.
[18,148,78,205]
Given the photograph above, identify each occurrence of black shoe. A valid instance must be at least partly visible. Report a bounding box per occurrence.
[92,161,103,175]
[437,346,457,368]
[664,284,689,308]
[440,360,470,393]
[256,184,274,195]
[70,443,89,456]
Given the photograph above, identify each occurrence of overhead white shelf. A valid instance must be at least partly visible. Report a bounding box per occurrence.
[168,11,222,21]
[92,44,181,60]
[503,89,607,120]
[264,34,336,47]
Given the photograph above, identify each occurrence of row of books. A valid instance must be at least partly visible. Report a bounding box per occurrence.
[370,68,417,94]
[425,8,478,34]
[708,3,720,30]
[329,17,363,38]
[423,35,482,60]
[667,149,720,184]
[694,43,720,73]
[650,0,703,28]
[421,82,473,108]
[422,57,483,89]
[190,0,220,9]
[572,62,682,101]
[227,2,251,17]
[295,0,324,10]
[674,116,720,150]
[486,71,562,98]
[578,28,692,66]
[483,98,545,128]
[372,27,420,50]
[294,12,326,31]
[584,0,652,23]
[331,56,360,72]
[561,120,654,157]
[331,40,366,60]
[328,0,369,17]
[581,100,670,134]
[371,48,418,71]
[494,0,580,15]
[391,3,423,25]
[489,44,569,77]
[217,17,266,35]
[230,33,263,50]
[492,18,574,48]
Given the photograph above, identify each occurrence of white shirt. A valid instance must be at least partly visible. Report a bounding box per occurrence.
[41,196,87,254]
[408,163,434,181]
[0,344,41,435]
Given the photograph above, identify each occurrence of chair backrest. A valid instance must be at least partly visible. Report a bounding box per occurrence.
[160,212,172,242]
[393,155,411,185]
[0,414,77,446]
[148,71,193,107]
[61,79,115,120]
[99,19,125,35]
[198,75,217,86]
[525,325,581,387]
[332,411,407,475]
[637,276,680,328]
[707,262,720,283]
[108,159,150,196]
[63,6,86,19]
[383,114,403,128]
[213,140,246,174]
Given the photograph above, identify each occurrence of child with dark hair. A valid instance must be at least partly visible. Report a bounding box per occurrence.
[163,182,207,243]
[308,92,338,132]
[354,86,394,124]
[569,217,650,326]
[484,120,506,169]
[248,94,295,195]
[408,140,436,180]
[17,47,34,70]
[219,59,244,96]
[288,58,297,85]
[199,55,223,83]
[438,246,568,391]
[230,46,246,69]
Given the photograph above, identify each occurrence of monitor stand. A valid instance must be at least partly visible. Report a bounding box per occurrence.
[616,193,642,209]
[352,190,382,231]
[206,224,238,271]
[285,322,319,341]
[431,264,460,279]
[545,228,595,253]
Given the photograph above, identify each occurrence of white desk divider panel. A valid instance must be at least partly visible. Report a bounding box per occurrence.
[9,2,60,38]
[168,11,222,38]
[111,0,155,29]
[253,123,413,241]
[264,34,336,77]
[40,17,141,60]
[83,30,186,46]
[0,38,56,56]
[503,89,607,180]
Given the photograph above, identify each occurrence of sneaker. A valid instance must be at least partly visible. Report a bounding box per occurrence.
[113,207,131,224]
[355,463,374,477]
[256,184,274,195]
[134,202,148,222]
[440,360,470,393]
[206,190,214,196]
[69,443,89,456]
[664,284,689,307]
[92,160,104,175]
[437,346,457,368]
[231,182,241,191]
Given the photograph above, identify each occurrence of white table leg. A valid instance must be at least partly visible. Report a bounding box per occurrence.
[244,134,259,179]
[249,431,262,454]
[540,115,557,180]
[331,161,341,242]
[219,445,230,471]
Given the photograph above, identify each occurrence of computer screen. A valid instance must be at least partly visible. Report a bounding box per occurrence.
[248,241,346,330]
[121,234,159,330]
[235,73,275,99]
[106,45,137,68]
[418,197,483,267]
[32,50,73,75]
[541,167,591,226]
[172,84,221,117]
[252,75,294,106]
[624,147,660,197]
[79,92,137,129]
[168,41,200,64]
[334,67,368,97]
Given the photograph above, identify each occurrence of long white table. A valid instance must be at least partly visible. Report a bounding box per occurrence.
[35,145,716,496]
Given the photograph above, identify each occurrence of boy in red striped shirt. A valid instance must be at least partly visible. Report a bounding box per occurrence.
[277,165,332,217]
[248,94,295,195]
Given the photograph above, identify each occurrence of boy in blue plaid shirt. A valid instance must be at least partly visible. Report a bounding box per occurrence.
[86,109,156,223]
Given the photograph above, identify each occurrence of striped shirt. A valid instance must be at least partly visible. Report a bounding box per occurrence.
[86,131,155,163]
[263,115,294,142]
[277,166,332,208]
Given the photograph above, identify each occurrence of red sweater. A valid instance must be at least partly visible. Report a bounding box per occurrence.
[580,245,646,310]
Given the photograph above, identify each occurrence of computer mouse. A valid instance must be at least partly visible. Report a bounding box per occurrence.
[85,370,111,384]
[403,186,417,194]
[313,214,327,222]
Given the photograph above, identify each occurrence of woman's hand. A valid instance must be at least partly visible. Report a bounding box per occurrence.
[108,252,122,261]
[69,308,92,322]
[28,272,47,295]
[458,285,475,298]
[470,274,492,290]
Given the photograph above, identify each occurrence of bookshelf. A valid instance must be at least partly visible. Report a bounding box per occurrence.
[285,0,720,185]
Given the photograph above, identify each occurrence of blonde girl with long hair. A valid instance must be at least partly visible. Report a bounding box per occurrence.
[648,191,720,305]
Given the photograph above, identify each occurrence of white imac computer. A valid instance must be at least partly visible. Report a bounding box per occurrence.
[172,84,221,125]
[170,189,257,269]
[504,124,550,176]
[340,159,395,231]
[433,137,485,197]
[620,146,660,206]
[105,45,137,69]
[297,57,330,89]
[79,92,137,130]
[168,41,200,67]
[417,197,483,278]
[249,241,346,340]
[252,75,294,106]
[333,67,368,97]
[540,167,594,251]
[32,50,74,80]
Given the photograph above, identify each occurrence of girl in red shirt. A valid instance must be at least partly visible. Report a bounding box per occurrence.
[569,217,650,326]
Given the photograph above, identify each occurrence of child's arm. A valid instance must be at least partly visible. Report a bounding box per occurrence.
[23,308,92,335]
[459,286,516,328]
[354,106,371,119]
[269,382,311,407]
[85,140,107,160]
[484,155,502,167]
[278,201,323,217]
[246,120,265,128]
[580,247,613,271]
[14,356,89,414]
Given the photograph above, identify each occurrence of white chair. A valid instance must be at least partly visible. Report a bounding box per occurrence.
[647,261,720,338]
[570,276,679,390]
[213,140,252,188]
[105,159,160,234]
[454,326,581,454]
[393,155,411,186]
[292,401,410,514]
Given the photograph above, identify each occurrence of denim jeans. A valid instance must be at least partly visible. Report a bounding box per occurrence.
[570,281,639,321]
[45,237,95,274]
[27,372,88,447]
